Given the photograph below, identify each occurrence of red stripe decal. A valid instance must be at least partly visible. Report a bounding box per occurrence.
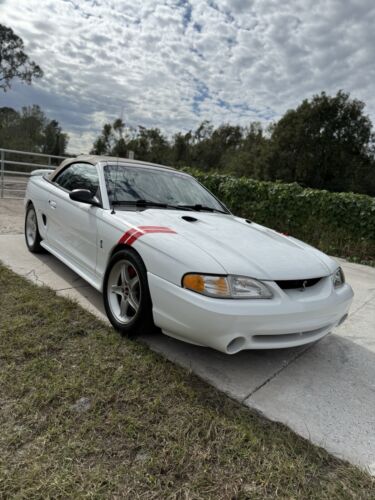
[126,233,142,245]
[139,229,175,234]
[118,227,143,244]
[138,226,176,232]
[118,226,176,246]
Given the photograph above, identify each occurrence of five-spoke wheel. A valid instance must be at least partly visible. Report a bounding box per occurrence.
[103,248,154,336]
[107,259,141,324]
[25,204,43,253]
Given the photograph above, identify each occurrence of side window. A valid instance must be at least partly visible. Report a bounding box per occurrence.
[54,163,100,198]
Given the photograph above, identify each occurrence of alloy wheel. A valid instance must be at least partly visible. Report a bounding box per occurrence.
[107,259,141,324]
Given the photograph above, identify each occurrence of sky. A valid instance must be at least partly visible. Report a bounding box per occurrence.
[1,0,375,153]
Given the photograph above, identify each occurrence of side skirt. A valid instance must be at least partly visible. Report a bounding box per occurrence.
[41,241,103,292]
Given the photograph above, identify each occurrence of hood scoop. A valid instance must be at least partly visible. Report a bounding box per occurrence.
[182,215,199,223]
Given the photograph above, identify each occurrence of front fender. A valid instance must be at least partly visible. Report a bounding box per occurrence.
[97,215,226,289]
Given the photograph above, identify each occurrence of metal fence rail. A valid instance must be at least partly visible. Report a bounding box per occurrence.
[0,148,68,199]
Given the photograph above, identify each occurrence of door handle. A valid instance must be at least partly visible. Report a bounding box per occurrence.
[49,200,57,209]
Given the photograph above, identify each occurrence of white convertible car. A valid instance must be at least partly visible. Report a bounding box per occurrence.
[24,156,353,354]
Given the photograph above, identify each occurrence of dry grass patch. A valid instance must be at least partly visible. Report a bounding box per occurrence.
[0,264,374,499]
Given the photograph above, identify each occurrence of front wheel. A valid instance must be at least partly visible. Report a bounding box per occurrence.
[103,248,155,337]
[25,204,43,253]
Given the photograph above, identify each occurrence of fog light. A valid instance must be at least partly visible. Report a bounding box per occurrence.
[226,336,246,354]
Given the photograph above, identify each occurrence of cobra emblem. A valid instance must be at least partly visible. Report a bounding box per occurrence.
[300,280,308,292]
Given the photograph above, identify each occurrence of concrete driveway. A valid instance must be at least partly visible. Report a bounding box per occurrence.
[1,199,374,474]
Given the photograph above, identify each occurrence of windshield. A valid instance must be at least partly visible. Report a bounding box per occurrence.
[103,164,227,212]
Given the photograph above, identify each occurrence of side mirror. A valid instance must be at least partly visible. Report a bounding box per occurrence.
[69,189,101,207]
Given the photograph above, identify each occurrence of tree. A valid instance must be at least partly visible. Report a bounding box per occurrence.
[91,121,128,156]
[112,118,128,157]
[227,122,270,178]
[0,24,43,91]
[190,121,243,171]
[42,119,69,156]
[89,92,375,195]
[91,123,115,155]
[171,131,192,165]
[0,105,68,155]
[92,119,172,164]
[267,91,375,194]
[0,106,19,146]
[128,127,171,164]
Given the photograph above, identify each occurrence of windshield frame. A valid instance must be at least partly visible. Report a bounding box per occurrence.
[98,161,231,214]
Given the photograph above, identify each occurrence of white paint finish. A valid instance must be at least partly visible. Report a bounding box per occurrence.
[45,183,99,276]
[105,208,338,281]
[148,271,352,352]
[96,210,227,288]
[0,232,374,472]
[40,239,102,291]
[23,161,354,352]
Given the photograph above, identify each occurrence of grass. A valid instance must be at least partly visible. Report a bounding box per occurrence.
[0,264,374,499]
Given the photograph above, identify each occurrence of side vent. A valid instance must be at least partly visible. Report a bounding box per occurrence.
[182,215,198,222]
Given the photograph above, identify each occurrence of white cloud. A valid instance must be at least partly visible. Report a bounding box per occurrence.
[2,0,375,153]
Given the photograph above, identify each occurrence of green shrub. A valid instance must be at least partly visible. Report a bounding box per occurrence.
[182,168,375,263]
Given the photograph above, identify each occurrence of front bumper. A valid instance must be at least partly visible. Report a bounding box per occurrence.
[148,272,354,354]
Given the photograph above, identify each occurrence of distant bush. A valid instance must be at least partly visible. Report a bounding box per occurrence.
[183,168,375,263]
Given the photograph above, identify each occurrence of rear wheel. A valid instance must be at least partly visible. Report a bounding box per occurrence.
[25,204,43,253]
[103,248,155,336]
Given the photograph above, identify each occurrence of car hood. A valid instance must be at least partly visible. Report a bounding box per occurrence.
[113,209,337,280]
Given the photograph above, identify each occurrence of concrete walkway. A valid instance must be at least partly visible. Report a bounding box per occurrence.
[1,200,374,474]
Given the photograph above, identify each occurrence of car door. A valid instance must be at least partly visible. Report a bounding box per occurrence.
[46,162,101,279]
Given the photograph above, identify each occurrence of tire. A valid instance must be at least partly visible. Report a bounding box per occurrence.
[103,248,155,337]
[25,203,44,253]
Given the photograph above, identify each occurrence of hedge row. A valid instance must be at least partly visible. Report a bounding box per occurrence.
[183,168,375,263]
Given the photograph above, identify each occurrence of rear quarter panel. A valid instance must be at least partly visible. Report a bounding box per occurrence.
[25,175,50,240]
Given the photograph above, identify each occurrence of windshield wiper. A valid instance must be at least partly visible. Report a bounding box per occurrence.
[111,199,193,211]
[111,199,227,213]
[176,204,227,214]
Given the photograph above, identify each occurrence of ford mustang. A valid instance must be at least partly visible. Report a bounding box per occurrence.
[24,156,353,354]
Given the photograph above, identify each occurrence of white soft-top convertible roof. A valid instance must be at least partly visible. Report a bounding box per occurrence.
[50,155,176,180]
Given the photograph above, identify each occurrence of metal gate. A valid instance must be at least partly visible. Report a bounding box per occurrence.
[0,148,67,199]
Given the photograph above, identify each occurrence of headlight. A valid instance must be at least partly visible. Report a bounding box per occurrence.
[182,274,273,299]
[229,275,273,298]
[332,267,345,288]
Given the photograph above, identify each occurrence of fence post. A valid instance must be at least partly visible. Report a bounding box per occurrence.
[0,149,4,199]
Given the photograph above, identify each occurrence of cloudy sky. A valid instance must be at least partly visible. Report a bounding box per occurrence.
[2,0,375,153]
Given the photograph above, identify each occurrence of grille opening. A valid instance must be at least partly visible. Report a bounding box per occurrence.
[276,277,322,290]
